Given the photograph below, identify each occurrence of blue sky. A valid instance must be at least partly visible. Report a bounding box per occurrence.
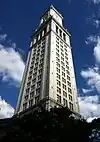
[0,0,100,121]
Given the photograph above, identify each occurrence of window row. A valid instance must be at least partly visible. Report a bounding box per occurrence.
[23,95,39,110]
[32,25,49,45]
[57,94,73,110]
[57,86,72,94]
[56,25,66,42]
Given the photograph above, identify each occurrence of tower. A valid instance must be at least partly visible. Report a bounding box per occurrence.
[15,5,80,116]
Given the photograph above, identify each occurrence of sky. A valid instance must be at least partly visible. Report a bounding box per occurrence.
[0,0,100,121]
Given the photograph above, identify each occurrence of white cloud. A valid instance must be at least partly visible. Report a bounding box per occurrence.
[81,67,100,93]
[85,36,100,63]
[0,44,25,85]
[82,36,100,94]
[91,0,100,4]
[0,34,7,41]
[81,35,100,121]
[93,20,100,28]
[0,96,14,119]
[79,95,100,121]
[94,37,100,63]
[82,88,93,94]
[85,35,97,44]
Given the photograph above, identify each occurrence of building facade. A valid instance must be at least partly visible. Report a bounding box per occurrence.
[15,5,80,115]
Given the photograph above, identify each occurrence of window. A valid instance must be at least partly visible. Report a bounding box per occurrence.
[62,77,66,83]
[63,33,66,41]
[57,80,61,86]
[56,52,59,57]
[33,53,36,57]
[65,52,68,56]
[63,98,67,106]
[40,58,43,63]
[69,94,73,101]
[39,63,43,68]
[60,40,63,45]
[35,96,39,104]
[56,48,59,53]
[67,75,70,81]
[61,57,64,61]
[30,91,34,98]
[27,82,31,87]
[31,61,34,65]
[61,61,65,66]
[34,67,38,72]
[56,37,59,41]
[44,26,47,35]
[69,102,73,110]
[39,69,42,74]
[29,99,33,107]
[56,67,60,73]
[36,88,40,95]
[65,56,68,61]
[40,54,44,59]
[66,65,69,70]
[67,81,71,87]
[56,56,59,61]
[66,70,70,75]
[56,41,59,45]
[62,66,65,71]
[41,49,44,54]
[37,81,41,87]
[60,44,63,48]
[56,44,59,48]
[23,103,27,110]
[30,65,33,70]
[28,76,32,81]
[56,25,58,34]
[62,72,65,77]
[26,88,30,94]
[66,61,69,65]
[61,52,64,56]
[38,75,42,80]
[29,70,32,76]
[61,48,63,52]
[68,87,72,94]
[35,62,38,67]
[24,95,28,101]
[62,84,66,90]
[31,84,35,91]
[63,91,67,97]
[57,73,60,79]
[37,48,40,53]
[57,94,61,103]
[57,87,61,94]
[64,47,67,52]
[33,72,37,78]
[56,62,60,68]
[59,29,62,37]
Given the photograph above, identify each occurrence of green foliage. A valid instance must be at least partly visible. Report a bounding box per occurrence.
[0,107,99,142]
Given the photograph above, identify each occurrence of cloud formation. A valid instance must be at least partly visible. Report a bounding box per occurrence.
[93,20,100,28]
[80,35,100,121]
[0,34,7,41]
[0,96,14,119]
[79,95,100,122]
[0,30,25,118]
[82,88,93,94]
[0,44,25,85]
[91,0,100,4]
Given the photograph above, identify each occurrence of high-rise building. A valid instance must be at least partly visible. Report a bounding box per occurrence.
[15,5,80,116]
